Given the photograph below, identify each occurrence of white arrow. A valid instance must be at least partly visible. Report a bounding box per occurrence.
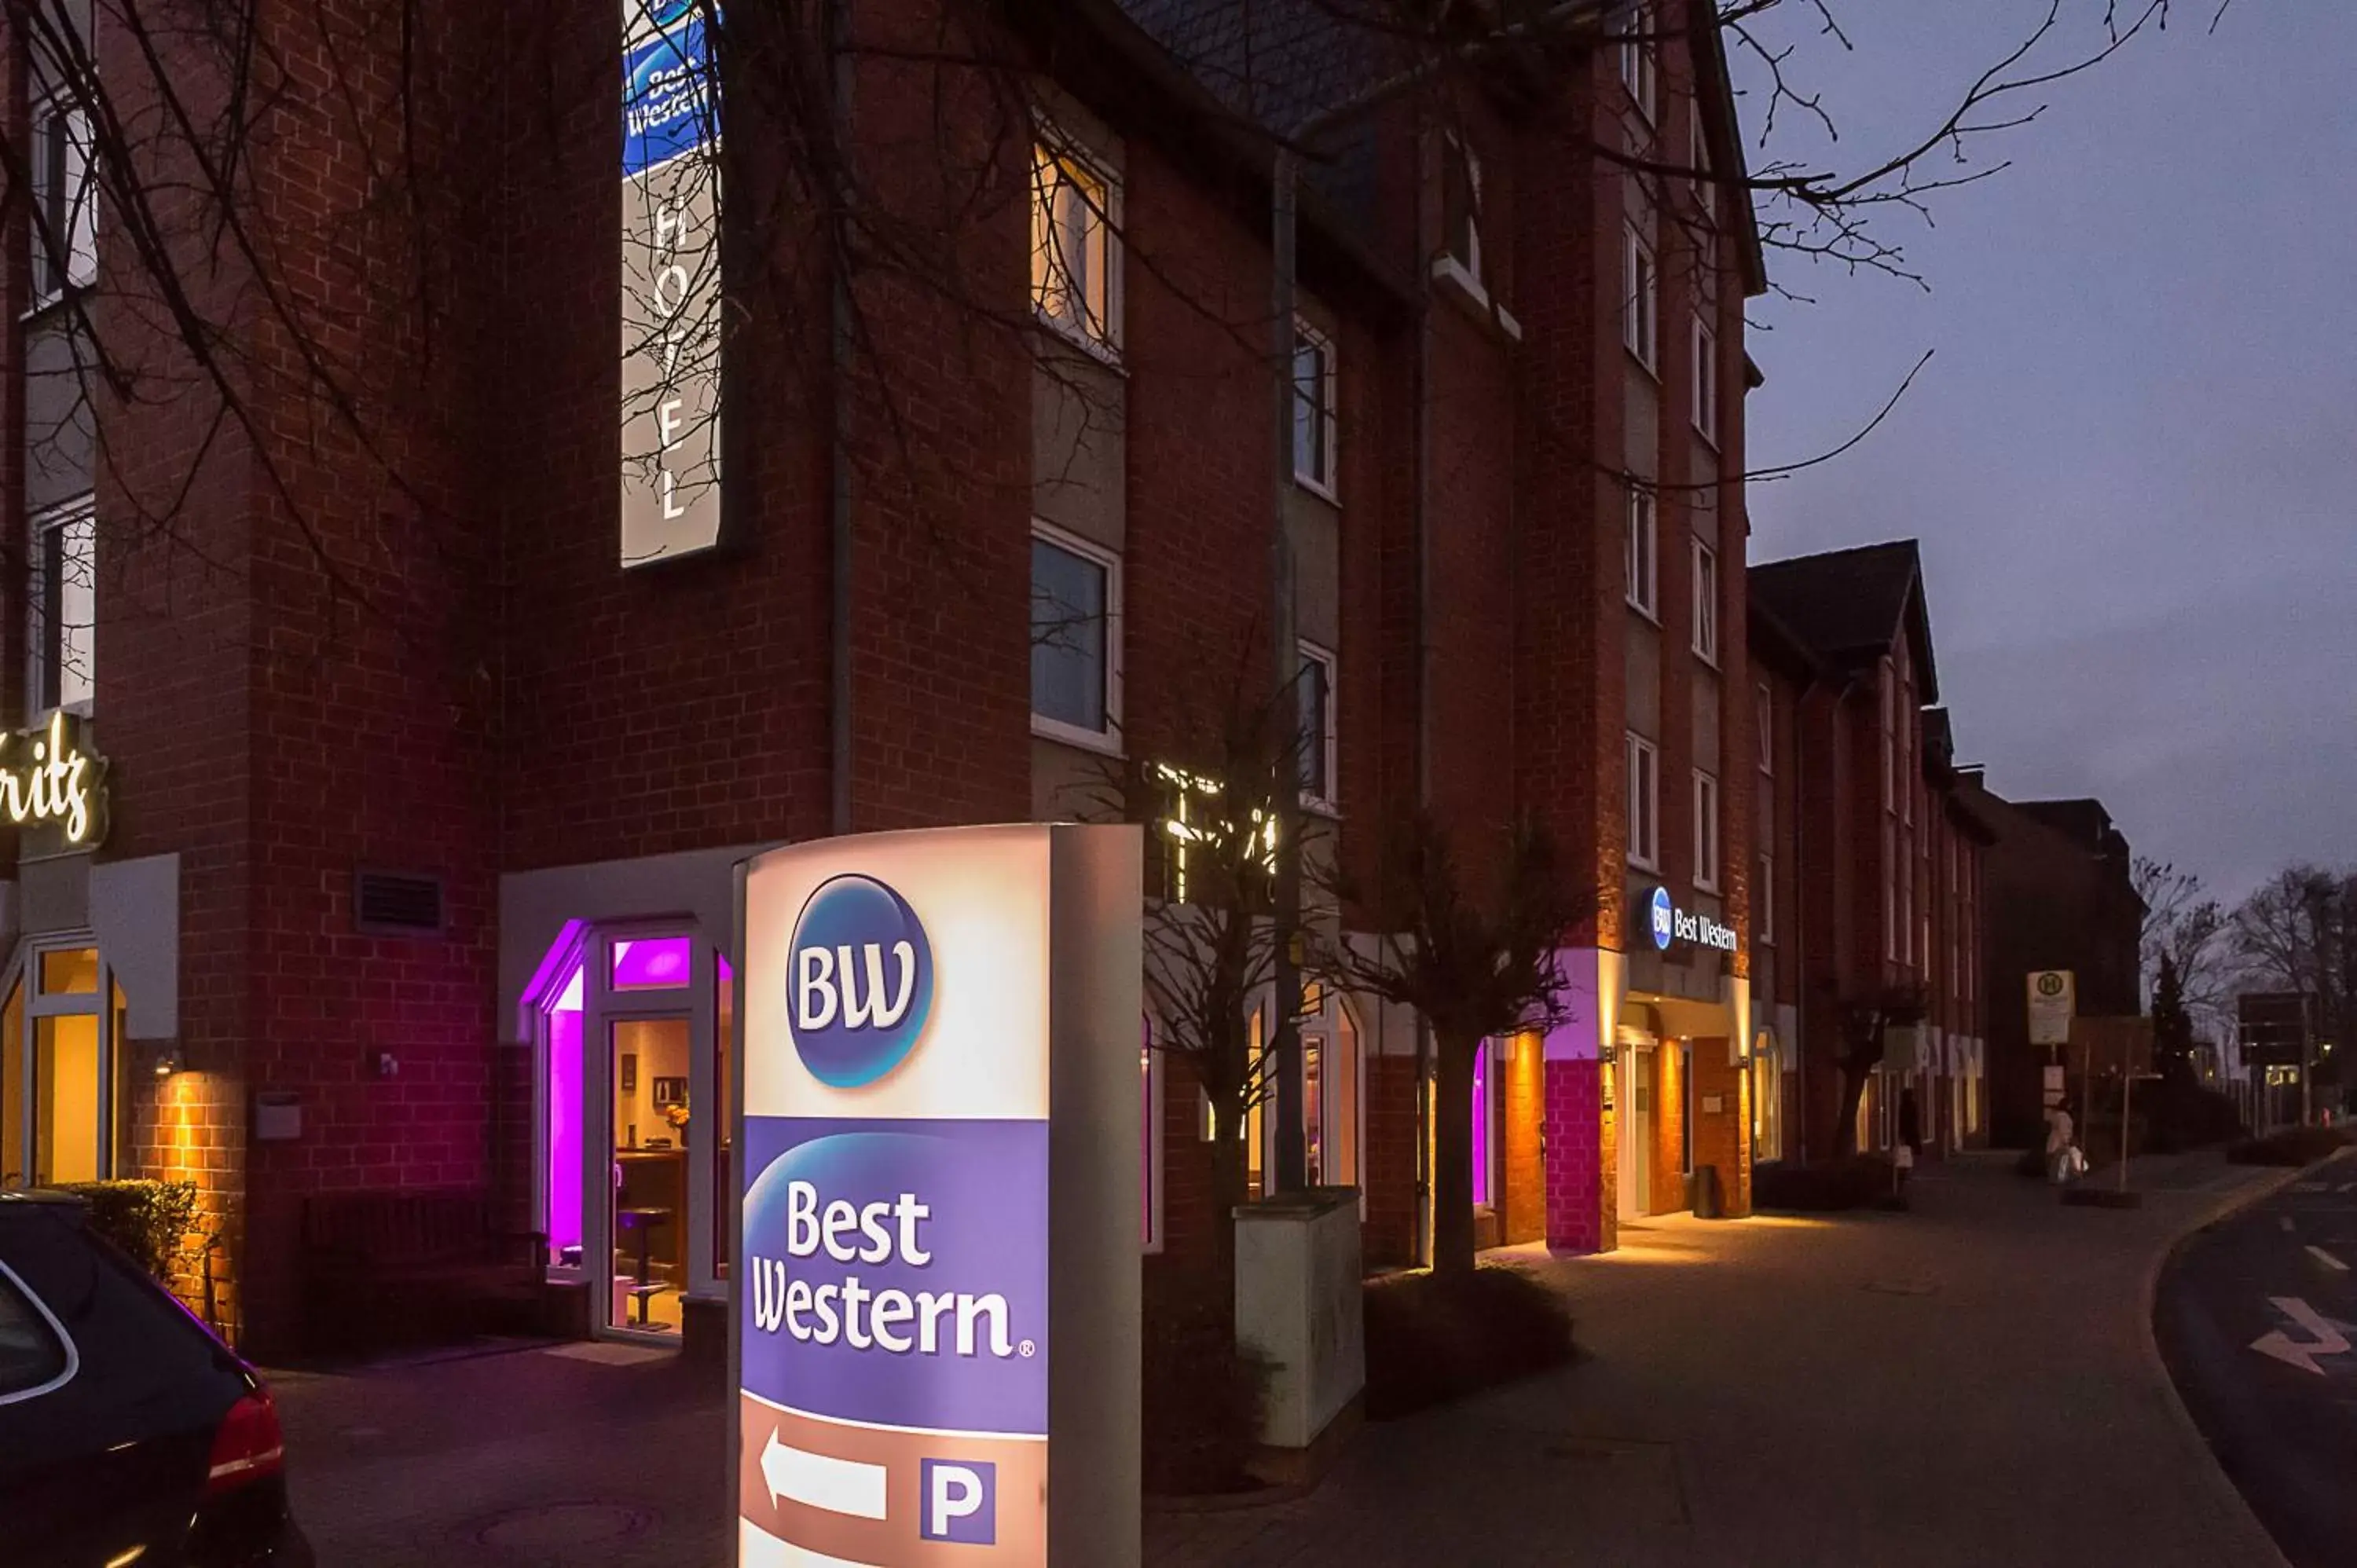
[759,1427,889,1519]
[2250,1296,2352,1376]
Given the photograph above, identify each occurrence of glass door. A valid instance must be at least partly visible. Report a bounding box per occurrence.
[608,1014,691,1335]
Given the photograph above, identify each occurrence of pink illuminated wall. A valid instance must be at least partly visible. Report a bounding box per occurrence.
[611,935,691,990]
[1471,1041,1491,1208]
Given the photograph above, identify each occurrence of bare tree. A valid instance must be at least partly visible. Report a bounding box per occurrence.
[2133,855,2228,1030]
[1314,810,1590,1277]
[2234,865,2357,1094]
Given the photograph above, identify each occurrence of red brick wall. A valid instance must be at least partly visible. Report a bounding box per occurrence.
[1690,1038,1750,1216]
[1362,1054,1420,1267]
[1544,1057,1606,1251]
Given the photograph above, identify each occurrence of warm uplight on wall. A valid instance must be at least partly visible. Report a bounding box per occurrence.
[153,1048,183,1079]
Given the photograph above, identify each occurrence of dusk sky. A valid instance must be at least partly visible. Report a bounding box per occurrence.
[1733,2,2357,907]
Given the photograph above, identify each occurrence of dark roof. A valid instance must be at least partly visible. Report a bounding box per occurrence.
[1747,584,1828,682]
[1748,539,1939,702]
[2017,798,2128,859]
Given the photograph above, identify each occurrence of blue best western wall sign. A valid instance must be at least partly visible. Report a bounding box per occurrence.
[1648,885,1738,954]
[735,825,1142,1567]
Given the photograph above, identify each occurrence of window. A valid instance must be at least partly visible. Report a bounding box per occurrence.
[1692,317,1719,445]
[6,948,123,1188]
[1693,771,1721,890]
[1625,733,1659,869]
[1758,854,1774,945]
[1624,487,1658,617]
[1691,540,1718,665]
[1882,819,1897,962]
[1292,324,1338,496]
[28,94,96,303]
[1690,107,1713,218]
[1441,137,1483,287]
[1031,138,1117,350]
[1620,2,1658,123]
[1030,523,1121,749]
[0,1264,71,1402]
[29,501,94,717]
[1296,642,1337,808]
[1879,668,1896,809]
[1755,680,1772,772]
[1622,226,1658,372]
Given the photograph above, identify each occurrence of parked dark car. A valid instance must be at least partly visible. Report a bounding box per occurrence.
[0,1190,313,1567]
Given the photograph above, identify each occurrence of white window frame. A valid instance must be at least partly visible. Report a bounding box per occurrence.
[1292,321,1339,500]
[28,497,96,721]
[27,92,96,309]
[1758,853,1774,946]
[1624,486,1658,618]
[1620,2,1658,124]
[1692,315,1720,446]
[1029,519,1124,753]
[1031,131,1122,359]
[1622,225,1659,373]
[1693,770,1721,892]
[1755,680,1772,773]
[1440,134,1483,288]
[1691,538,1718,666]
[1296,639,1339,815]
[1625,732,1659,870]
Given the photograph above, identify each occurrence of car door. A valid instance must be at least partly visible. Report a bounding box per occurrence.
[0,1207,235,1568]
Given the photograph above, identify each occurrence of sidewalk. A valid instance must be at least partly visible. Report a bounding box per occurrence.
[269,1150,2290,1567]
[1148,1149,2289,1568]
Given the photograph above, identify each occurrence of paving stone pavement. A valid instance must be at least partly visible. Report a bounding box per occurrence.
[269,1150,2293,1568]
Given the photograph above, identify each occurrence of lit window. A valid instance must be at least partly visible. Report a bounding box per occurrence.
[1625,733,1659,869]
[1756,680,1772,772]
[1691,539,1718,665]
[1296,642,1337,808]
[1622,226,1658,372]
[1692,316,1719,445]
[1030,523,1121,748]
[1758,854,1774,945]
[1619,2,1657,123]
[1292,324,1338,496]
[1032,139,1117,350]
[29,94,96,302]
[1694,771,1721,891]
[29,500,95,717]
[1625,487,1658,617]
[1441,137,1483,286]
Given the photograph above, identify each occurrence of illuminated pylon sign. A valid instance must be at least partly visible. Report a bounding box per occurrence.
[735,824,1143,1566]
[621,0,724,565]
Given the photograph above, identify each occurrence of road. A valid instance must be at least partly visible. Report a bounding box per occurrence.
[2157,1149,2357,1568]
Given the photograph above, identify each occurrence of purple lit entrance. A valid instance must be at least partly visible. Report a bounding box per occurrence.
[533,926,734,1341]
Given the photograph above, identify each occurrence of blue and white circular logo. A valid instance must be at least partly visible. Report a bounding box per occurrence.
[788,874,935,1088]
[1648,886,1675,951]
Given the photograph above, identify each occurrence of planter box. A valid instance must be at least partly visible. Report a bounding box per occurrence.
[1234,1189,1365,1451]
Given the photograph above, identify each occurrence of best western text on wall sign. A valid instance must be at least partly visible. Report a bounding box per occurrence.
[1646,885,1738,954]
[0,711,106,847]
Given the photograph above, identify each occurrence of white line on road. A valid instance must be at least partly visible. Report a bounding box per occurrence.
[2308,1245,2350,1273]
[2250,1297,2352,1376]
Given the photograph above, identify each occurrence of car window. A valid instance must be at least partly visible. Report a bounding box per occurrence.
[0,1262,71,1400]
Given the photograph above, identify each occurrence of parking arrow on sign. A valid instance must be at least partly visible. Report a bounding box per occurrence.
[2250,1296,2352,1376]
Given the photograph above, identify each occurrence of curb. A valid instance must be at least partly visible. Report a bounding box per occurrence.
[2139,1150,2343,1568]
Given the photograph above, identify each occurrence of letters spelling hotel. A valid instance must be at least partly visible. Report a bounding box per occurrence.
[3,0,2000,1362]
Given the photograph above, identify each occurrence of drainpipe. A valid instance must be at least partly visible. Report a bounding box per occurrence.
[827,0,854,837]
[1269,151,1307,1196]
[1411,152,1436,1269]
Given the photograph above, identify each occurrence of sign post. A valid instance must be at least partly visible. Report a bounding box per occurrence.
[733,824,1142,1566]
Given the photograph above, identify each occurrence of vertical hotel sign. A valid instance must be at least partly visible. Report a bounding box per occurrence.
[621,0,723,565]
[736,825,1142,1568]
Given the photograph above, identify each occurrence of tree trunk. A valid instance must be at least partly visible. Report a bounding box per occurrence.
[1431,1035,1478,1277]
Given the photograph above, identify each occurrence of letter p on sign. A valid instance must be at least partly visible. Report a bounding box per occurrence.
[921,1459,995,1544]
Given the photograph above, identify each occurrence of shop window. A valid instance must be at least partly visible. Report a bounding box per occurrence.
[38,949,97,997]
[610,936,691,991]
[1030,522,1122,750]
[713,952,734,1280]
[5,946,119,1187]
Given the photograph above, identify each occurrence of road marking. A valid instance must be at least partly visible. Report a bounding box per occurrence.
[2308,1245,2351,1273]
[2251,1297,2352,1376]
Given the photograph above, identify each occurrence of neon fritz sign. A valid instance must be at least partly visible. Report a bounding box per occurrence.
[0,711,107,848]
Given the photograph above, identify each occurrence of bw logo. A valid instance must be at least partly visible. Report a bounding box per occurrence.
[790,874,935,1088]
